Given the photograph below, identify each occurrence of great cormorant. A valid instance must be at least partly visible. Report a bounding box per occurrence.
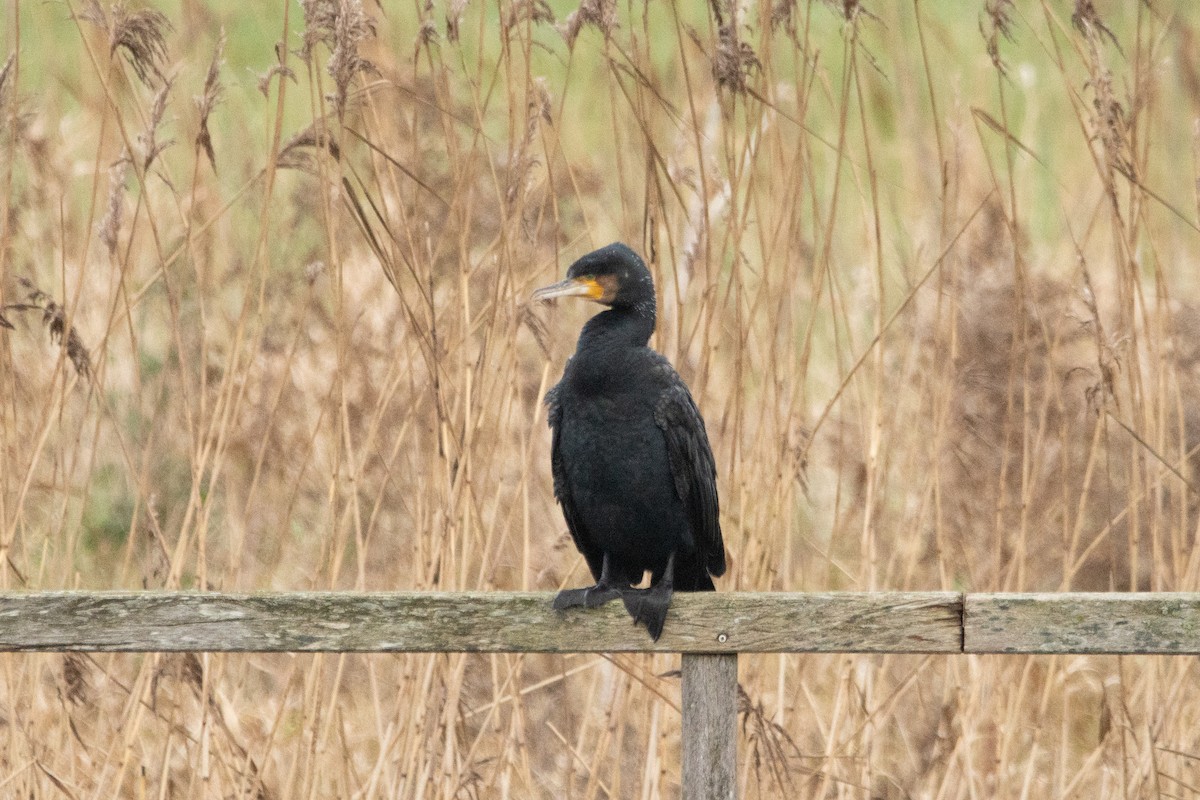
[533,242,725,640]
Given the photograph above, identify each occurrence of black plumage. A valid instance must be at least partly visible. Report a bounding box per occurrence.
[534,242,725,640]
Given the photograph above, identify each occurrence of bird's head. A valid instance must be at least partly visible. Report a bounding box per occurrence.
[532,242,654,311]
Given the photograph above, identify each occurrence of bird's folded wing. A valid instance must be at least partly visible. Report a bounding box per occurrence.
[546,386,602,577]
[654,384,725,576]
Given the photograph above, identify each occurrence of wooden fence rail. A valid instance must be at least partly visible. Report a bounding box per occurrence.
[3,591,1200,799]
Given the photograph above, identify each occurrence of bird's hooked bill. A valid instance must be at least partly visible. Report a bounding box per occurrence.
[531,276,606,303]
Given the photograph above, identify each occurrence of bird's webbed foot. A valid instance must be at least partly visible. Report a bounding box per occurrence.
[621,553,676,641]
[620,589,671,641]
[551,587,591,610]
[553,555,631,610]
[552,584,626,610]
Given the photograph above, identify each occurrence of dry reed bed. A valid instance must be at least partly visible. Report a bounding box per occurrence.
[2,0,1200,797]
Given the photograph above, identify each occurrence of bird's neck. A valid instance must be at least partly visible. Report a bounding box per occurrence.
[578,303,656,353]
[567,307,655,394]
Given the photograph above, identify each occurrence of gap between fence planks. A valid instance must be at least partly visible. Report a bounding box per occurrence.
[1,591,1199,654]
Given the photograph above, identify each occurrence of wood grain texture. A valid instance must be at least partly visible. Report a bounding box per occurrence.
[966,593,1200,654]
[7,591,1200,654]
[0,591,963,653]
[682,654,738,800]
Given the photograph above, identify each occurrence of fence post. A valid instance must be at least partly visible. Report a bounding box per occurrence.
[681,652,738,800]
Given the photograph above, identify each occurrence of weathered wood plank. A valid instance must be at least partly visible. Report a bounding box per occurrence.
[682,654,738,800]
[966,593,1200,654]
[0,591,963,653]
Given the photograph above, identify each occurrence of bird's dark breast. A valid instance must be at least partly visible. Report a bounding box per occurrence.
[557,386,690,583]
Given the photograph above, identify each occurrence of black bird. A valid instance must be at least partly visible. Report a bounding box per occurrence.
[533,242,725,640]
